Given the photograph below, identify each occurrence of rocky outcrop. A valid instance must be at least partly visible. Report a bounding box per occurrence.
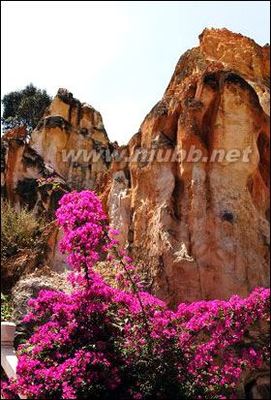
[30,88,111,190]
[11,268,71,348]
[1,91,112,288]
[11,268,70,323]
[1,126,69,214]
[1,28,269,307]
[105,28,270,305]
[1,89,112,212]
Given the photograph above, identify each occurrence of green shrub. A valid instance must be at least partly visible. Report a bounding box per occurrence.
[1,293,13,321]
[1,201,45,260]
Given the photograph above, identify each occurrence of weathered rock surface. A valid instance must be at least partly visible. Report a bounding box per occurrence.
[1,220,68,292]
[1,88,112,211]
[1,125,69,213]
[30,88,111,190]
[105,28,270,305]
[1,28,269,307]
[11,268,70,323]
[11,268,71,348]
[1,92,111,284]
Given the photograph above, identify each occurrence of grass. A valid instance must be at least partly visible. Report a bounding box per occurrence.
[1,200,45,261]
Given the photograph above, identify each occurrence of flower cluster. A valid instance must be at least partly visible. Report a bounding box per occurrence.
[175,287,270,398]
[56,191,111,279]
[2,191,269,400]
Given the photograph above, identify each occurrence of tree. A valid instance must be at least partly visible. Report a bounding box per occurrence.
[1,84,51,132]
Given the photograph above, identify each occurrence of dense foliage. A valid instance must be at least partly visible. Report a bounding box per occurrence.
[1,293,13,321]
[1,191,269,400]
[1,200,45,261]
[1,84,51,131]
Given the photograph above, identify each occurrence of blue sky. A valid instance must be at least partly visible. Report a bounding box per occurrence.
[1,1,270,144]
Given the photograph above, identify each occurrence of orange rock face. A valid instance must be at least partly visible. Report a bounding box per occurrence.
[1,89,111,210]
[1,91,112,276]
[1,127,68,212]
[105,28,270,305]
[30,88,110,190]
[1,28,269,306]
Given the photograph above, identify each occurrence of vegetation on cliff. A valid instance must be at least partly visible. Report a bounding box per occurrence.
[1,201,45,262]
[2,84,51,132]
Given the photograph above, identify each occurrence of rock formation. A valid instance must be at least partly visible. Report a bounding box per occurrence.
[30,88,111,190]
[1,28,270,307]
[1,90,112,279]
[104,28,270,305]
[1,125,69,214]
[1,88,112,212]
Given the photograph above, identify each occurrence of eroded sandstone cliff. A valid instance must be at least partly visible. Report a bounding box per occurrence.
[30,88,111,190]
[1,28,270,307]
[1,90,112,279]
[104,28,270,305]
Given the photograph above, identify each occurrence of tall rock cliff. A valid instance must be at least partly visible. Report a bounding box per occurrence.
[105,28,270,305]
[30,88,111,190]
[2,28,270,306]
[1,89,114,282]
[1,89,112,213]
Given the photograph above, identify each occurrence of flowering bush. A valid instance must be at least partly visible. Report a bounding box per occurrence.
[2,191,269,400]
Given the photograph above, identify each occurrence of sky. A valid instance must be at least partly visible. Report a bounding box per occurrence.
[1,1,270,144]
